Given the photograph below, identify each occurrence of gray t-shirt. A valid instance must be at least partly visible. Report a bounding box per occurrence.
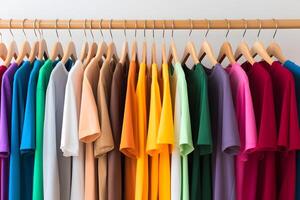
[43,60,73,200]
[205,64,240,200]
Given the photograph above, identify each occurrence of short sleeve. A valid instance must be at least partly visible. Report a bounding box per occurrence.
[43,80,60,200]
[79,76,101,143]
[222,77,240,155]
[61,75,79,156]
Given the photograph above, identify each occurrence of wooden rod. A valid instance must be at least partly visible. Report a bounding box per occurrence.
[0,19,300,29]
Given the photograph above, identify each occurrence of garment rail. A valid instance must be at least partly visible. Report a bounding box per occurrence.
[1,19,300,30]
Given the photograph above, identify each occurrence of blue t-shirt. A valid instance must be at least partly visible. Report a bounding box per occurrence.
[283,60,300,200]
[21,60,44,152]
[9,61,33,200]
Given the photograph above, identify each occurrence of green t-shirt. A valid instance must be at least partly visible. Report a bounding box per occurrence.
[183,63,212,200]
[32,59,57,200]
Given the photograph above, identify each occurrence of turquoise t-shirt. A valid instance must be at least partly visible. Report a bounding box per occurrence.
[9,61,33,200]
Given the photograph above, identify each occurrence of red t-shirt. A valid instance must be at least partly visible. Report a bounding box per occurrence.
[241,61,277,200]
[261,60,300,200]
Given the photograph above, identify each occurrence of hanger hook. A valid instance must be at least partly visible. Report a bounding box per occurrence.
[144,20,146,39]
[272,18,278,39]
[205,19,210,38]
[242,19,247,38]
[109,19,113,41]
[55,19,60,41]
[171,20,174,38]
[68,19,72,40]
[225,19,230,38]
[99,19,104,39]
[162,20,165,39]
[38,19,44,39]
[0,19,2,43]
[134,20,137,39]
[152,20,155,39]
[83,19,87,42]
[90,19,95,42]
[123,20,127,40]
[257,19,262,39]
[22,18,28,40]
[9,18,15,39]
[189,19,193,38]
[33,19,38,40]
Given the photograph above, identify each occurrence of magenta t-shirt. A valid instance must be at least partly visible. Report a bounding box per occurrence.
[225,63,257,200]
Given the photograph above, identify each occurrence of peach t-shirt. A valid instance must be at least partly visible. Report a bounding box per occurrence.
[79,58,102,200]
[120,60,139,200]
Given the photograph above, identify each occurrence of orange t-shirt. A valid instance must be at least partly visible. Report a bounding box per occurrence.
[120,60,139,200]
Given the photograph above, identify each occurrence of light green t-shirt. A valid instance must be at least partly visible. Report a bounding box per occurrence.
[170,62,194,200]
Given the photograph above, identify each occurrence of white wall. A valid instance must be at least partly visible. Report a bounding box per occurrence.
[0,0,300,65]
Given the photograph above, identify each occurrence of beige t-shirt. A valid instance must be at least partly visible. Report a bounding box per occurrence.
[96,60,115,200]
[78,58,102,200]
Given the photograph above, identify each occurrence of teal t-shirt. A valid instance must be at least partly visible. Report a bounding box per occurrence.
[9,61,33,200]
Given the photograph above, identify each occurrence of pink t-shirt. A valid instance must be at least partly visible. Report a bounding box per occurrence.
[226,63,257,200]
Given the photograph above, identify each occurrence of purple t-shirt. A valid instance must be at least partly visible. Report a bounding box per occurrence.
[0,63,19,200]
[205,64,240,200]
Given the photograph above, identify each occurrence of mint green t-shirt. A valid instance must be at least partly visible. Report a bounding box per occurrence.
[32,59,57,200]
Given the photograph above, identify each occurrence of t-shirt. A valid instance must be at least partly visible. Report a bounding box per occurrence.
[96,60,115,200]
[33,59,58,200]
[241,61,277,200]
[205,64,240,200]
[283,60,300,200]
[183,63,212,200]
[61,60,85,200]
[169,62,194,200]
[261,61,300,200]
[43,60,72,200]
[157,63,174,200]
[135,62,148,200]
[225,63,257,200]
[9,61,32,200]
[108,61,128,200]
[146,63,161,200]
[21,60,43,152]
[0,65,9,200]
[78,58,102,200]
[119,60,138,200]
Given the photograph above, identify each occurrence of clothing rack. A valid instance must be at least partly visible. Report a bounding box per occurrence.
[1,19,300,30]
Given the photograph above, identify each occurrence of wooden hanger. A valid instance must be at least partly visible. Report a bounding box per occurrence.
[91,19,107,65]
[49,19,64,61]
[79,19,89,62]
[217,20,236,65]
[61,19,77,64]
[104,20,119,63]
[119,20,129,65]
[181,20,200,66]
[250,20,273,65]
[198,20,218,67]
[141,20,147,64]
[35,19,49,61]
[28,19,40,63]
[234,19,255,65]
[0,29,7,62]
[168,21,179,66]
[3,19,19,67]
[83,20,98,66]
[15,19,31,65]
[266,19,287,63]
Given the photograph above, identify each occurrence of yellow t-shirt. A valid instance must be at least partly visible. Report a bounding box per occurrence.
[135,62,149,200]
[157,63,174,200]
[146,63,162,200]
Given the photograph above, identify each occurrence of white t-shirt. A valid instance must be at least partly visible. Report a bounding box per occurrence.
[61,60,85,200]
[43,61,72,200]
